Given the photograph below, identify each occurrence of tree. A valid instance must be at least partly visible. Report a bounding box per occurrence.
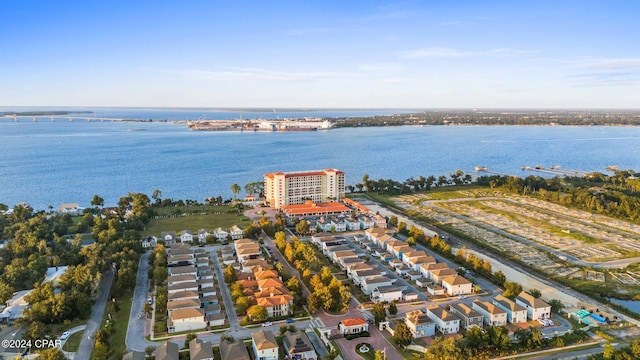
[503,281,523,299]
[388,215,398,227]
[393,321,412,346]
[280,324,288,335]
[406,237,416,246]
[223,265,237,284]
[91,194,104,208]
[388,301,398,316]
[231,183,241,202]
[372,303,386,325]
[374,350,384,360]
[295,220,310,235]
[603,342,615,360]
[424,337,464,360]
[38,347,66,360]
[152,189,162,205]
[529,288,541,298]
[235,297,250,315]
[463,326,489,351]
[493,270,506,287]
[249,305,268,322]
[363,174,370,192]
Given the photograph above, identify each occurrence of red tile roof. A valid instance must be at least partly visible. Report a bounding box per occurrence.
[340,318,368,327]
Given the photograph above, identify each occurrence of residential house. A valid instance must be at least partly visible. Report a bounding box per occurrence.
[214,227,229,242]
[346,263,374,280]
[441,276,473,296]
[425,283,445,296]
[516,292,551,320]
[402,290,419,301]
[360,276,394,295]
[167,274,197,286]
[168,266,198,277]
[141,236,157,248]
[167,308,206,333]
[219,339,250,360]
[283,331,317,360]
[472,300,507,326]
[493,295,528,324]
[189,338,214,360]
[160,231,177,245]
[373,214,387,228]
[230,225,244,240]
[405,309,436,338]
[197,229,209,244]
[207,313,226,327]
[167,281,198,295]
[252,330,279,360]
[57,203,82,216]
[345,218,361,231]
[338,318,369,335]
[168,290,199,302]
[420,263,450,280]
[234,239,261,263]
[167,254,196,267]
[351,269,384,285]
[430,269,459,284]
[450,303,484,329]
[358,216,375,230]
[122,351,145,360]
[155,341,179,360]
[372,286,403,303]
[330,217,346,232]
[426,306,460,335]
[256,295,294,318]
[167,299,200,314]
[406,270,422,281]
[180,230,194,243]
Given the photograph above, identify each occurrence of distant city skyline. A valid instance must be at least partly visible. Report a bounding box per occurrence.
[2,1,639,109]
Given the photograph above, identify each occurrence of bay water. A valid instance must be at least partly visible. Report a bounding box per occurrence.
[1,111,640,210]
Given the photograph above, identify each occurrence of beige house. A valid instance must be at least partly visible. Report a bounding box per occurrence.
[472,300,507,326]
[449,303,484,329]
[441,275,473,296]
[155,341,179,360]
[493,295,528,324]
[252,330,279,360]
[168,308,206,333]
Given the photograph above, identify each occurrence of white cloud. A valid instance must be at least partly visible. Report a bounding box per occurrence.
[397,47,537,59]
[580,58,640,70]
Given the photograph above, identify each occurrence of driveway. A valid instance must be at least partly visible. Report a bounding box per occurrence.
[75,265,115,359]
[126,252,155,351]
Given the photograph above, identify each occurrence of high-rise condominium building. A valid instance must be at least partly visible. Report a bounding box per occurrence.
[264,169,345,209]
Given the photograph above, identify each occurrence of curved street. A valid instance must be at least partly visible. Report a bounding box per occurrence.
[75,266,115,359]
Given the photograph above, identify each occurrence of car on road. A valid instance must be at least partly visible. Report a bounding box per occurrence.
[147,297,153,304]
[286,319,295,323]
[261,321,272,327]
[60,331,70,340]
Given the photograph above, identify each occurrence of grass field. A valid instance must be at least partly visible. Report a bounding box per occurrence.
[144,204,252,236]
[62,332,83,352]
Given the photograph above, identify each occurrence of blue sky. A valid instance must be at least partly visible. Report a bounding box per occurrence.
[1,1,639,108]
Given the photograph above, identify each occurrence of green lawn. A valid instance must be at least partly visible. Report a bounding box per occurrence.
[111,289,134,353]
[62,331,83,352]
[144,205,252,236]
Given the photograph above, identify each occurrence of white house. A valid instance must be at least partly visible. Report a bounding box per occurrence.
[426,305,460,335]
[214,227,229,241]
[197,229,209,244]
[168,308,207,333]
[180,230,194,243]
[372,286,402,303]
[472,300,507,326]
[229,225,244,240]
[516,292,551,320]
[493,295,528,324]
[161,231,177,245]
[252,330,279,360]
[330,217,346,232]
[360,276,394,295]
[338,318,369,335]
[441,275,473,296]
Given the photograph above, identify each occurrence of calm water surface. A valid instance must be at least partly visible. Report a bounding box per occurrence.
[1,119,639,210]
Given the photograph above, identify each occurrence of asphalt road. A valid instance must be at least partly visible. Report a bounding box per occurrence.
[126,252,154,352]
[75,265,115,360]
[210,247,241,331]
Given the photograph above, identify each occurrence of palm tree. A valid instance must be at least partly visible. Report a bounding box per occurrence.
[231,183,241,202]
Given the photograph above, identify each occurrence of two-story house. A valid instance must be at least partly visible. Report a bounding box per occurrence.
[426,305,460,335]
[449,303,484,329]
[252,330,279,360]
[472,300,507,326]
[493,294,528,324]
[516,291,551,320]
[405,309,435,338]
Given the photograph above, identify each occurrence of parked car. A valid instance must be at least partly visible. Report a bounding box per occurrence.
[286,319,295,323]
[261,321,272,327]
[60,331,70,340]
